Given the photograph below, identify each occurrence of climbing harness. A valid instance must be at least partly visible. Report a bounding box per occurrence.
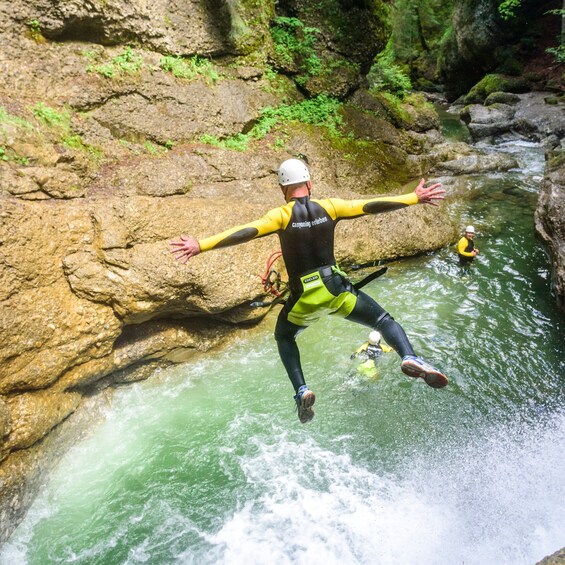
[251,253,388,309]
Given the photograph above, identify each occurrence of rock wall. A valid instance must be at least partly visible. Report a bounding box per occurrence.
[536,151,565,312]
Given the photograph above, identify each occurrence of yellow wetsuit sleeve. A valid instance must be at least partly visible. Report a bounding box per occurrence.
[354,342,369,355]
[457,237,474,257]
[324,192,419,220]
[198,206,287,252]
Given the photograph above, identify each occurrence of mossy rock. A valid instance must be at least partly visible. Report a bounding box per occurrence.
[464,74,530,105]
[484,92,521,106]
[547,149,565,172]
[544,94,565,106]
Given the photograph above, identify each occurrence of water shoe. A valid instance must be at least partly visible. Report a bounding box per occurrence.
[401,355,448,388]
[294,385,316,423]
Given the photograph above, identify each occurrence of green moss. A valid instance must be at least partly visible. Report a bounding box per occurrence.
[464,73,530,104]
[200,95,344,151]
[227,0,274,54]
[548,149,565,170]
[370,92,412,128]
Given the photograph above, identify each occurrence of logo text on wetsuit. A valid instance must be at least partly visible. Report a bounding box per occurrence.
[291,217,328,229]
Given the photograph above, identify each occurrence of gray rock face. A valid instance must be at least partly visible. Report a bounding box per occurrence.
[17,0,244,55]
[535,152,565,312]
[439,0,503,99]
[434,152,518,175]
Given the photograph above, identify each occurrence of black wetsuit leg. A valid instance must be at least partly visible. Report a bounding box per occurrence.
[345,290,415,358]
[274,308,307,393]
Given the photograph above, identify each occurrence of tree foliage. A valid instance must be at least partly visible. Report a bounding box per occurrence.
[498,0,522,20]
[390,0,454,65]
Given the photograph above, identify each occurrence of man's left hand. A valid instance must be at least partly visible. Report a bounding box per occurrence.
[415,178,445,206]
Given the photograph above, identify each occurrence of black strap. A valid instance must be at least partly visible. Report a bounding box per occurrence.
[353,267,388,290]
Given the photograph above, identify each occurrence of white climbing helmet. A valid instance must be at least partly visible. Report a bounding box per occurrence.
[465,225,475,234]
[278,158,310,186]
[368,330,382,345]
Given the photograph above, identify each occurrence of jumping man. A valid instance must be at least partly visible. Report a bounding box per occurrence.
[171,158,449,423]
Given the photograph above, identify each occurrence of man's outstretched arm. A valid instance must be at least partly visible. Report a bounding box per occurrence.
[328,178,445,219]
[170,207,284,264]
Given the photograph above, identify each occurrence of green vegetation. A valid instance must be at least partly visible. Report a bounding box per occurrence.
[545,7,565,63]
[0,106,34,130]
[32,102,69,128]
[31,102,103,160]
[27,19,44,42]
[201,95,344,151]
[159,55,220,84]
[380,0,455,91]
[0,107,33,164]
[368,41,412,96]
[86,47,143,79]
[270,16,322,86]
[498,0,522,20]
[0,146,29,165]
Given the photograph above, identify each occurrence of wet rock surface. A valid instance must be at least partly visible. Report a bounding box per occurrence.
[535,151,565,312]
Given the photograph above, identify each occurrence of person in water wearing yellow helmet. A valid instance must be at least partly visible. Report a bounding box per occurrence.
[170,158,449,424]
[351,330,393,379]
[457,225,479,264]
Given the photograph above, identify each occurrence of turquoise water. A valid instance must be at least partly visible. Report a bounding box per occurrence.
[1,141,565,565]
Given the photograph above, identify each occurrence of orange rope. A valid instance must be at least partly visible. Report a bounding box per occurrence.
[259,251,286,297]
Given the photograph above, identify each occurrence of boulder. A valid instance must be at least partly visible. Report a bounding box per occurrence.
[536,547,565,565]
[433,153,518,175]
[459,93,565,142]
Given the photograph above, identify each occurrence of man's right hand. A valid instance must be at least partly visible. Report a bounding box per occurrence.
[414,178,445,206]
[170,235,201,264]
